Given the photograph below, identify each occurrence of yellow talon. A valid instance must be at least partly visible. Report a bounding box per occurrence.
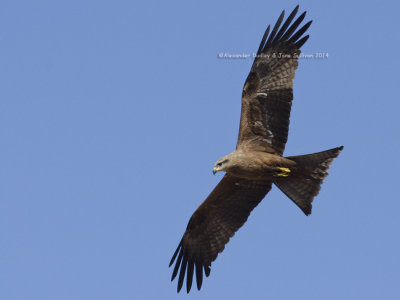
[277,167,291,177]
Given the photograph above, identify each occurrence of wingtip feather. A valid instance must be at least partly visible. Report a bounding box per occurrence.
[295,35,309,49]
[171,248,183,281]
[169,244,180,267]
[195,262,203,290]
[257,25,270,55]
[177,256,188,292]
[186,261,194,293]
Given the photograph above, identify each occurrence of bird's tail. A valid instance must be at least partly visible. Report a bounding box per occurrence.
[274,146,343,215]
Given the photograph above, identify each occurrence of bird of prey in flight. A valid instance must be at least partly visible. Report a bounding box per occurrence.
[169,5,343,293]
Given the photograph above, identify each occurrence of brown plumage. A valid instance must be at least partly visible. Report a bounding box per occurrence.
[170,6,343,293]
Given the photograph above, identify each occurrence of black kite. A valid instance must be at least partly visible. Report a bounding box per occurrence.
[169,6,343,293]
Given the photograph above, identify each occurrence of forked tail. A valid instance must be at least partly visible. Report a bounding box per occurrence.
[274,146,343,215]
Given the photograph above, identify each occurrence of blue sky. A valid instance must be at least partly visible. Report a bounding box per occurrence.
[1,0,399,299]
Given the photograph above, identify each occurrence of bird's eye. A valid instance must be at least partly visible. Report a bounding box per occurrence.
[217,162,222,167]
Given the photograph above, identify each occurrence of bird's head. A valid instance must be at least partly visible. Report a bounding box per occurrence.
[213,155,231,175]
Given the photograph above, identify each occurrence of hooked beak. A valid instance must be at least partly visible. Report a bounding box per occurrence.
[212,167,218,175]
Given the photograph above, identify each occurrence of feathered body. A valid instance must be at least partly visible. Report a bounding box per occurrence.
[215,150,295,180]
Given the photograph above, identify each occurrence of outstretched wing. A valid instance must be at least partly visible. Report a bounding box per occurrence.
[237,5,312,155]
[169,175,272,293]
